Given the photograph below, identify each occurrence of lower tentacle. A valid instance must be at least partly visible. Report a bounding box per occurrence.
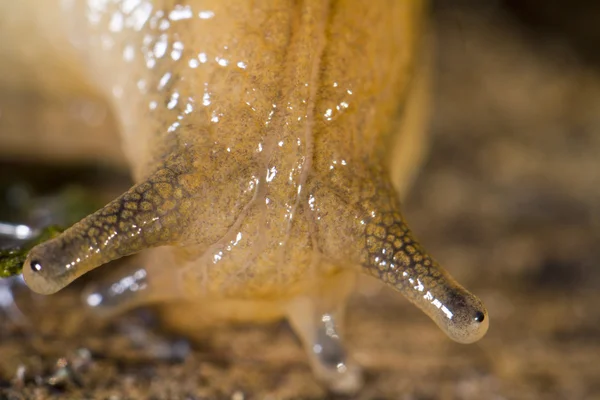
[285,271,362,394]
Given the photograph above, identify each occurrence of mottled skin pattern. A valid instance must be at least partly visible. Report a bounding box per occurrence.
[0,0,488,393]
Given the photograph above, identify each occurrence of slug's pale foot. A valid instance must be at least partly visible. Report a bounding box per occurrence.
[285,273,362,395]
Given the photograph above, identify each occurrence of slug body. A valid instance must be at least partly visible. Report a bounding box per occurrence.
[0,0,488,392]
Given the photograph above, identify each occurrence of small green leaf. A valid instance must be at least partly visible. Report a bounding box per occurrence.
[0,225,65,279]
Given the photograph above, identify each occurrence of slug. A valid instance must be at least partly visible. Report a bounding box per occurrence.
[0,0,488,393]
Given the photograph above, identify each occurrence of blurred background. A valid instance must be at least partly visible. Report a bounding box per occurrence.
[0,1,599,398]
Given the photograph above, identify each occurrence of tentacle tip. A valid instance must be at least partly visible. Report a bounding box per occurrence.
[326,363,364,395]
[426,285,490,345]
[448,305,489,344]
[22,247,66,295]
[314,361,363,395]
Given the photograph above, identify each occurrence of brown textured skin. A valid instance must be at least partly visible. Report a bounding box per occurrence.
[0,0,487,389]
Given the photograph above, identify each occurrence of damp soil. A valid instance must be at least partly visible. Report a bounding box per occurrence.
[1,3,599,399]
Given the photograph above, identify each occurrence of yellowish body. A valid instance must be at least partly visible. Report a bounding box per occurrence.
[0,1,487,393]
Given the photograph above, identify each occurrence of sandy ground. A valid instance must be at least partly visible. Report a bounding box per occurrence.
[1,2,600,399]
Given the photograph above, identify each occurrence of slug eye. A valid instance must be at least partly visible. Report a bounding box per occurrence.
[474,311,485,323]
[30,260,43,273]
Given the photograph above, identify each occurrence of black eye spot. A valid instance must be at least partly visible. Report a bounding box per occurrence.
[30,260,43,272]
[474,311,485,323]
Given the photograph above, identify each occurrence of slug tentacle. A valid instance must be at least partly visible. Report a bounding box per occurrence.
[285,270,362,395]
[361,207,489,344]
[23,160,196,295]
[82,251,184,317]
[312,175,488,344]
